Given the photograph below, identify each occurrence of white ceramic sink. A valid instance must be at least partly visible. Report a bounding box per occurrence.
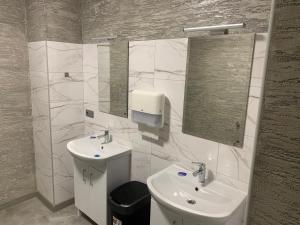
[67,135,131,161]
[147,165,247,224]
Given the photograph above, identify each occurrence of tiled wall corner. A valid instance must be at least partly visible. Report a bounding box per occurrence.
[47,42,84,205]
[28,41,54,203]
[29,41,86,205]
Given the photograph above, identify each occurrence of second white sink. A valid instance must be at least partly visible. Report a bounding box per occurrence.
[147,165,247,225]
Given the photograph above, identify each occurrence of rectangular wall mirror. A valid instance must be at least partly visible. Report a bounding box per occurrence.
[183,33,255,147]
[98,40,129,118]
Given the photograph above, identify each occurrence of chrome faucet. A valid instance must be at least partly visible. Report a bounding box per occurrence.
[97,130,112,144]
[192,162,206,184]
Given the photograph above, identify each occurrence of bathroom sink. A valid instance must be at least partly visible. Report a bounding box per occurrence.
[147,165,247,224]
[67,135,131,161]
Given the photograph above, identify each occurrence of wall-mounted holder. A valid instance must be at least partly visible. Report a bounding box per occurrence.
[131,90,165,128]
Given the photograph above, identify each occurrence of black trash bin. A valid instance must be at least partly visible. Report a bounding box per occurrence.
[109,181,151,225]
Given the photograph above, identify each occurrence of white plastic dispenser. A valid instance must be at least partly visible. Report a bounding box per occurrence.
[131,90,165,128]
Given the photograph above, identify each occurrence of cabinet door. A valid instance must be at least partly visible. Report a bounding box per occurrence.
[89,166,107,225]
[73,159,89,214]
[150,199,182,225]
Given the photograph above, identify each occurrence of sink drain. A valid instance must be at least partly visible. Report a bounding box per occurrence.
[187,199,196,205]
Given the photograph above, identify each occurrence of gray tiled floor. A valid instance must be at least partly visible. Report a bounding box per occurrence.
[0,197,94,225]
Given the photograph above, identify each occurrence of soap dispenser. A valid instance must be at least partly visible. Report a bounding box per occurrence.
[131,90,165,128]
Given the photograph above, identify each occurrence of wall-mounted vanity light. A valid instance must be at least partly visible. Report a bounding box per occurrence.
[183,23,246,34]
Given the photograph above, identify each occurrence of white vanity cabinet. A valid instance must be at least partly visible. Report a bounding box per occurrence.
[73,155,130,225]
[150,199,182,225]
[74,159,92,215]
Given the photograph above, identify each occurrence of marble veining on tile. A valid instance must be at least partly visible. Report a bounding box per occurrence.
[47,42,84,205]
[28,41,54,203]
[29,41,85,205]
[47,42,83,73]
[83,35,268,192]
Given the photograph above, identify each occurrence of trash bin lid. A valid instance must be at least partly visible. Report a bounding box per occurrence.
[109,181,151,215]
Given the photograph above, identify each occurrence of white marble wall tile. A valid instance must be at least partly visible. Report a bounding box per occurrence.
[47,42,82,73]
[154,39,188,81]
[84,121,107,136]
[129,41,155,79]
[129,77,154,92]
[106,114,139,146]
[132,140,152,154]
[49,72,84,105]
[176,134,219,173]
[28,42,47,72]
[31,72,50,117]
[28,42,54,203]
[35,156,54,203]
[217,136,255,183]
[244,86,261,138]
[154,79,185,133]
[49,70,84,204]
[151,132,219,173]
[52,123,85,204]
[33,114,53,203]
[150,155,172,175]
[131,151,151,183]
[244,33,267,138]
[246,41,266,138]
[215,173,248,194]
[49,71,84,133]
[46,42,84,205]
[29,41,87,205]
[50,103,84,131]
[84,72,99,111]
[83,44,98,74]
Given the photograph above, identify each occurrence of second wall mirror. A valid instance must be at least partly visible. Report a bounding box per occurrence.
[98,40,129,118]
[183,33,255,147]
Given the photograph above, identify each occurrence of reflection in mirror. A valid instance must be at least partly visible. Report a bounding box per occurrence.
[183,33,255,147]
[98,43,110,113]
[98,40,129,118]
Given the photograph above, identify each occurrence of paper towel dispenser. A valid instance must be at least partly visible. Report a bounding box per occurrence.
[131,90,165,128]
